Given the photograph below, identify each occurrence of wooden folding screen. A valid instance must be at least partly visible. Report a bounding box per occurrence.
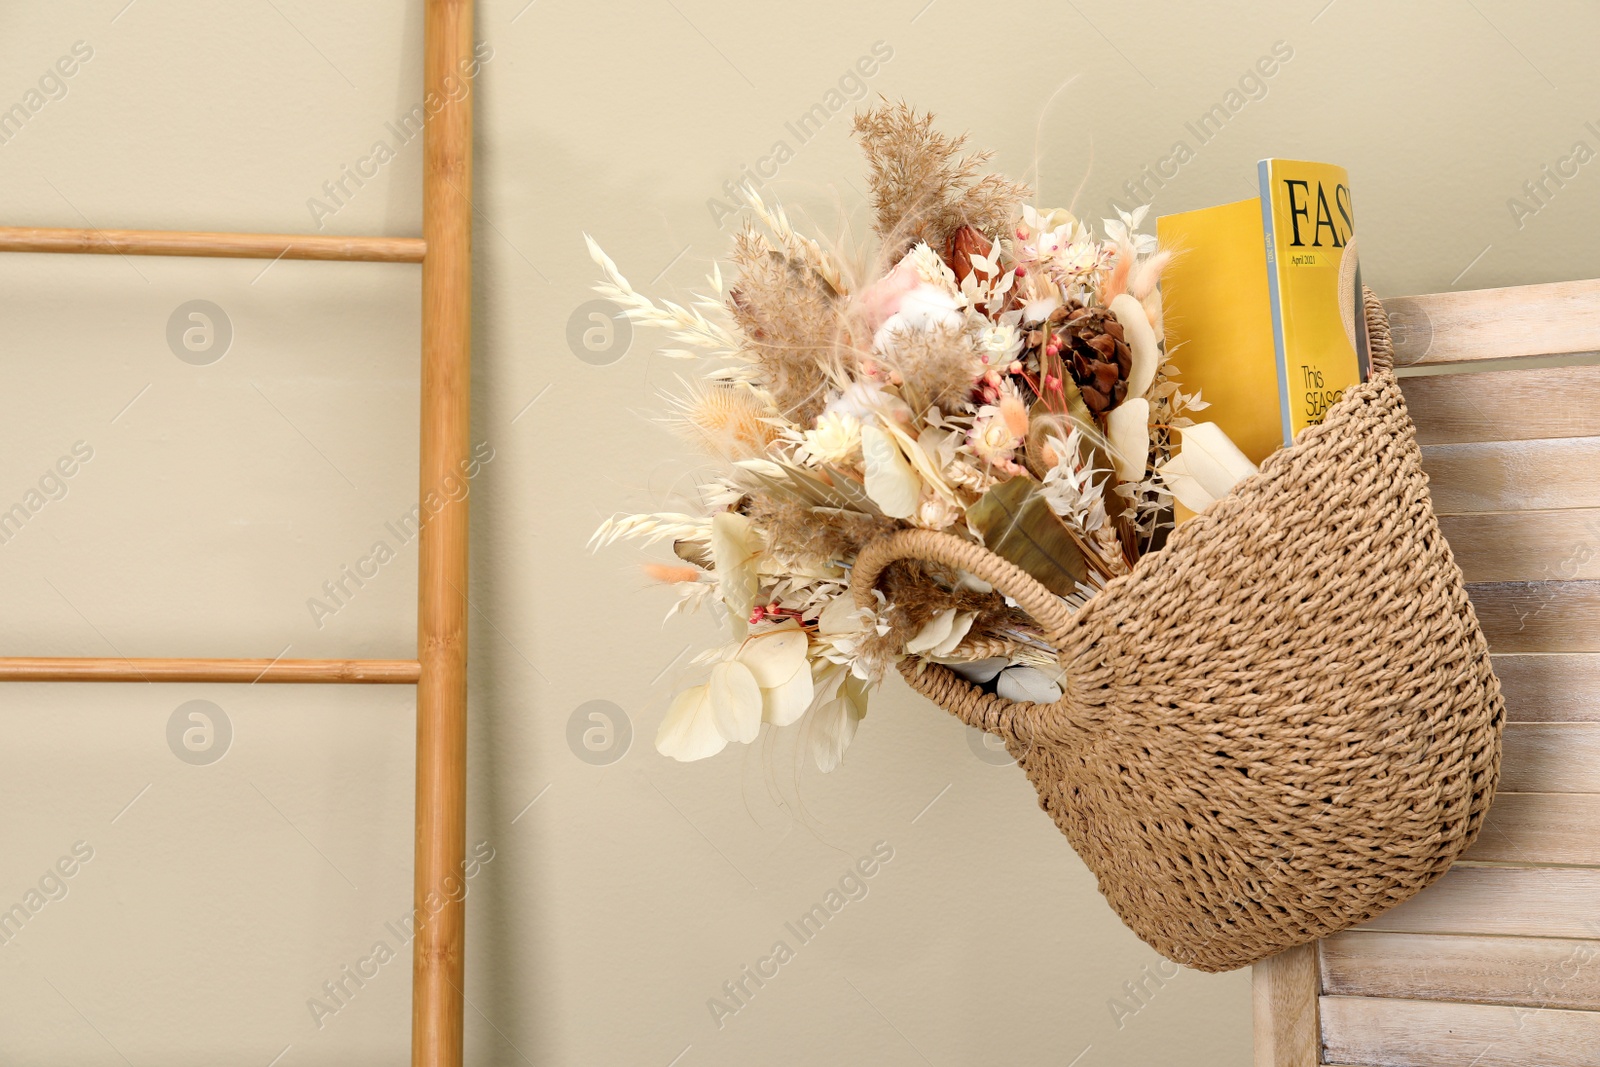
[1255,279,1600,1067]
[0,2,476,1064]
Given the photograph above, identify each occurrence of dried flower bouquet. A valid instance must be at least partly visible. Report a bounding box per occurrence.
[590,104,1252,771]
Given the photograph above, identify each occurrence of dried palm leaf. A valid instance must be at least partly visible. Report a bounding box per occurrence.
[966,476,1089,596]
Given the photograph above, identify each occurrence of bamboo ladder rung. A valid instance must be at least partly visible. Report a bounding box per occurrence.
[0,656,421,684]
[0,226,426,263]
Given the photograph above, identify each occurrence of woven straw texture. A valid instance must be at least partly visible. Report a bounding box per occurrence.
[851,291,1504,972]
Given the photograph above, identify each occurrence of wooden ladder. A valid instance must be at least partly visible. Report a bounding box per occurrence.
[1256,279,1600,1067]
[0,3,476,1064]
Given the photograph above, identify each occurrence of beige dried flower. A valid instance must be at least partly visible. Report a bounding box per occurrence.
[796,411,863,466]
[746,494,898,568]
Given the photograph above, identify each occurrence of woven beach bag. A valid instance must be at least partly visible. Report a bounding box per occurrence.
[849,291,1505,972]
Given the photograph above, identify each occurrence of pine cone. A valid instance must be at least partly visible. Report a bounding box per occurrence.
[1057,306,1131,415]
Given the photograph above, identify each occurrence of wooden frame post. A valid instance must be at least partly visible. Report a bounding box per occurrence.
[1253,944,1320,1067]
[413,0,475,1064]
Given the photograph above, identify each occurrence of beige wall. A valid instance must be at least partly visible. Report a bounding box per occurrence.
[1,1,1596,1063]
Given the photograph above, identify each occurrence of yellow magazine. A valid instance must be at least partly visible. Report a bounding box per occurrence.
[1157,160,1369,471]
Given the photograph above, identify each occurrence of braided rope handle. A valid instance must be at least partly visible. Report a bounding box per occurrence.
[851,528,1074,646]
[850,528,1070,740]
[1365,286,1394,375]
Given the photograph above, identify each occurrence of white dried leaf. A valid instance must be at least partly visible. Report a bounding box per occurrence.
[930,611,976,658]
[996,666,1064,704]
[861,423,921,519]
[710,511,760,619]
[905,608,957,654]
[1110,294,1159,401]
[708,660,762,743]
[1105,397,1151,482]
[809,673,869,773]
[943,657,1010,684]
[656,685,727,762]
[1158,421,1258,513]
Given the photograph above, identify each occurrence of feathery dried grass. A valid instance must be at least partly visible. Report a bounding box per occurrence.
[728,226,848,427]
[585,234,738,357]
[851,559,1021,670]
[748,494,898,568]
[853,102,1031,260]
[875,325,982,417]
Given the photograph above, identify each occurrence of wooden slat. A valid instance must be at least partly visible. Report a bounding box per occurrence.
[1384,280,1600,368]
[1494,654,1600,722]
[1467,581,1600,653]
[1440,510,1600,583]
[1361,865,1600,940]
[0,226,425,263]
[1465,793,1600,865]
[0,656,420,683]
[1422,438,1600,515]
[1320,994,1600,1066]
[1322,930,1600,1011]
[1502,724,1600,793]
[1402,364,1600,445]
[1254,944,1321,1067]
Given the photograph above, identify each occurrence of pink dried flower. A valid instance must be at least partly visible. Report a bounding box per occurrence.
[854,260,922,335]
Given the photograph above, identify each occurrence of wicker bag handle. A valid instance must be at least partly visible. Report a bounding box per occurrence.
[851,528,1075,645]
[851,528,1071,742]
[1364,286,1395,375]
